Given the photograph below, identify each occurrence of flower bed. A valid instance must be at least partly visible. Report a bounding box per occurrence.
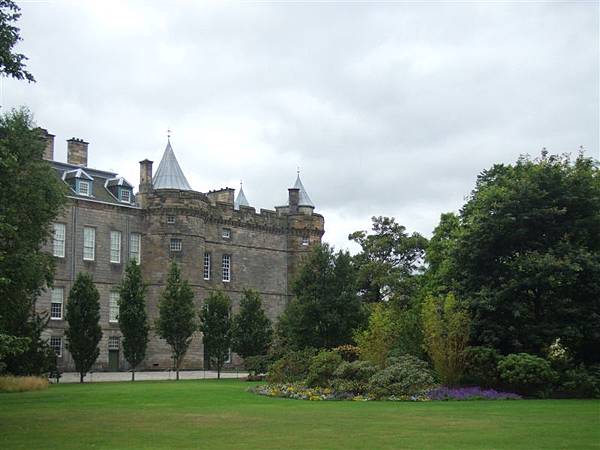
[250,383,521,401]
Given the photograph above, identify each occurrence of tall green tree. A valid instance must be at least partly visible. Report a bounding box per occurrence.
[428,153,600,364]
[422,293,471,386]
[118,260,149,381]
[231,289,272,362]
[349,216,428,306]
[0,108,65,374]
[200,290,232,379]
[65,273,102,383]
[0,0,35,81]
[155,261,196,380]
[277,244,366,350]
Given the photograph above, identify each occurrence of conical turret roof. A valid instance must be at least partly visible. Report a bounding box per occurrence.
[234,184,250,210]
[152,140,192,190]
[293,173,314,207]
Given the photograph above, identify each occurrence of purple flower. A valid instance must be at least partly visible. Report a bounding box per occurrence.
[427,386,521,400]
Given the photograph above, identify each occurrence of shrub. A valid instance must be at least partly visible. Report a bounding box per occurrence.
[368,355,436,399]
[498,353,557,397]
[306,350,342,388]
[244,355,272,376]
[331,360,378,395]
[0,375,49,393]
[462,346,501,388]
[555,364,600,399]
[267,348,316,383]
[333,344,360,362]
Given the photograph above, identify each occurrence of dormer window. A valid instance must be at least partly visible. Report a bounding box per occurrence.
[78,180,90,196]
[120,188,131,203]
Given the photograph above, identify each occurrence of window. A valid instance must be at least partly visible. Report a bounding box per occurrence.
[222,228,231,239]
[108,336,120,350]
[50,287,64,320]
[83,227,95,261]
[170,238,182,252]
[50,336,62,357]
[120,189,131,203]
[167,215,176,224]
[203,252,211,280]
[109,292,119,323]
[129,233,141,263]
[110,231,121,263]
[222,254,231,282]
[78,180,90,196]
[301,235,309,246]
[53,223,66,257]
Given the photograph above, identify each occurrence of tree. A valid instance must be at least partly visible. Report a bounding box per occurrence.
[155,261,196,380]
[118,260,149,381]
[277,244,366,350]
[231,289,272,362]
[354,304,396,368]
[65,272,102,383]
[0,108,65,374]
[349,216,428,306]
[0,0,35,82]
[199,290,232,380]
[428,153,600,364]
[422,293,471,386]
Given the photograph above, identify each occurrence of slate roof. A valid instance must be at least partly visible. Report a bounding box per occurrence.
[234,184,250,210]
[50,161,137,207]
[152,141,192,190]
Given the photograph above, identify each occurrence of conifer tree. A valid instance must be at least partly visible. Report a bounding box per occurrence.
[231,289,272,362]
[200,290,232,379]
[155,261,196,381]
[118,260,149,381]
[65,273,102,383]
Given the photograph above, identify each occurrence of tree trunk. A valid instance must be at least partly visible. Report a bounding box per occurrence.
[80,372,84,383]
[131,369,135,382]
[217,364,221,380]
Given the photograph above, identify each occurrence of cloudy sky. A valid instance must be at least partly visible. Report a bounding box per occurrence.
[4,0,598,252]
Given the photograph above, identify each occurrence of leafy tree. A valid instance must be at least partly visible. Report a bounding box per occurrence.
[65,273,102,383]
[0,109,65,375]
[118,260,149,381]
[428,153,600,364]
[354,304,396,368]
[155,261,196,381]
[422,293,471,386]
[349,216,428,305]
[0,0,35,81]
[0,333,29,373]
[231,289,272,363]
[199,290,232,379]
[277,244,366,350]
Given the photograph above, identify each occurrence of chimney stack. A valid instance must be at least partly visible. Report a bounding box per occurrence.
[38,128,55,160]
[139,159,153,193]
[67,138,88,167]
[288,188,300,214]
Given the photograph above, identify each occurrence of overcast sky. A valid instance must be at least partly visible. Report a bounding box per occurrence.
[4,0,599,252]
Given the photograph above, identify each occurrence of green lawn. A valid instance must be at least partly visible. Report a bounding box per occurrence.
[0,380,598,450]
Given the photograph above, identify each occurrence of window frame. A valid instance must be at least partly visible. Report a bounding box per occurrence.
[170,238,182,252]
[109,292,120,323]
[129,232,141,263]
[203,252,211,280]
[108,336,120,351]
[53,223,66,258]
[50,287,64,320]
[222,228,231,239]
[222,254,231,283]
[78,180,91,196]
[83,226,96,261]
[110,230,122,264]
[166,215,176,224]
[301,235,310,246]
[50,336,62,358]
[120,188,131,203]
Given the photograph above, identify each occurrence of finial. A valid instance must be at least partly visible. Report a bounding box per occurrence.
[167,128,171,142]
[297,166,300,175]
[240,179,243,188]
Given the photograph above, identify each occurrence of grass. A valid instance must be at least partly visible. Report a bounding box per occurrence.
[0,379,598,450]
[0,375,49,393]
